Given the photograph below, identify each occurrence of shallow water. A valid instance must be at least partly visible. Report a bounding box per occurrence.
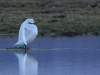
[0,35,100,49]
[0,35,100,75]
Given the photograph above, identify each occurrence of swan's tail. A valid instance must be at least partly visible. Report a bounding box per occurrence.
[13,42,18,46]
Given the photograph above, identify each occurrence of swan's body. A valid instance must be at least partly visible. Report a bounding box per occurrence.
[14,18,38,46]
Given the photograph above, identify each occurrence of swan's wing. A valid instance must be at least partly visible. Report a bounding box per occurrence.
[22,28,27,45]
[26,28,33,31]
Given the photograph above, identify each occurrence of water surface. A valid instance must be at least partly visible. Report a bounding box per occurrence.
[0,35,100,75]
[0,35,100,49]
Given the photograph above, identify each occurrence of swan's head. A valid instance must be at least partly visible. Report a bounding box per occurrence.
[25,18,35,24]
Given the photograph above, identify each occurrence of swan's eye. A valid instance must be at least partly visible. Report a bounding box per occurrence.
[28,22,34,24]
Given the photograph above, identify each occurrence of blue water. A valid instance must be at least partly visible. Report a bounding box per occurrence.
[0,35,100,49]
[0,35,100,75]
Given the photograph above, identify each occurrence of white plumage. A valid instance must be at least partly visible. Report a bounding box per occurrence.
[14,18,38,46]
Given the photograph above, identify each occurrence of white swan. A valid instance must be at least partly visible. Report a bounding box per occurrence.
[14,18,38,52]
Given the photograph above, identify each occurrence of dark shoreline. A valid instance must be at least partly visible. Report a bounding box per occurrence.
[0,0,100,37]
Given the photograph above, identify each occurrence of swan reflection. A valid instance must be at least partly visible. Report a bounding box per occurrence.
[15,53,38,75]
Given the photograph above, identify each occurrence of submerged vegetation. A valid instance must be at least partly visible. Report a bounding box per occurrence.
[0,0,100,36]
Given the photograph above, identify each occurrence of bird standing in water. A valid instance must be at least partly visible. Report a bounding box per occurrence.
[14,18,38,53]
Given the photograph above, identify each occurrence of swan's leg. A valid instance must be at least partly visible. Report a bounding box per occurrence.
[25,45,26,53]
